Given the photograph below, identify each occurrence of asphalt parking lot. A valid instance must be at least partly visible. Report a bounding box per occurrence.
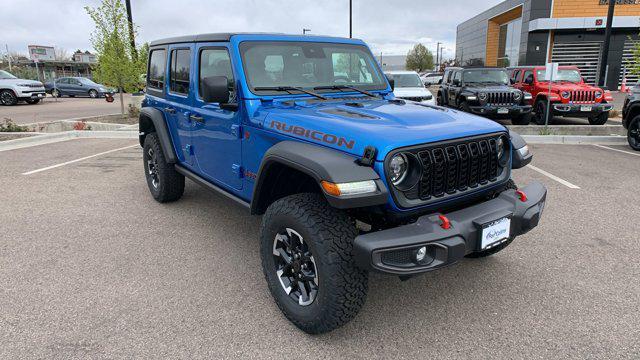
[1,139,639,358]
[3,94,137,125]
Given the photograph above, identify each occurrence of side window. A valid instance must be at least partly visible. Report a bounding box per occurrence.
[446,70,454,83]
[57,78,68,84]
[453,71,461,82]
[148,49,166,90]
[523,70,533,84]
[199,48,235,99]
[71,79,81,86]
[511,70,520,83]
[169,49,191,95]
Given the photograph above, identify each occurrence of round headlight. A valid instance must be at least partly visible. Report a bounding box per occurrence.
[478,92,487,102]
[561,91,570,99]
[513,91,522,101]
[595,91,603,99]
[389,154,408,185]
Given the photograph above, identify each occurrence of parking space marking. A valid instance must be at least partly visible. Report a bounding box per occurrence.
[527,164,581,189]
[593,144,640,158]
[22,144,139,175]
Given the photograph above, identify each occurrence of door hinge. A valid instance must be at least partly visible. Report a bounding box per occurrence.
[231,124,241,139]
[232,164,243,178]
[185,144,194,155]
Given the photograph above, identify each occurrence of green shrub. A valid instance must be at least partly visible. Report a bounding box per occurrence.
[0,118,29,132]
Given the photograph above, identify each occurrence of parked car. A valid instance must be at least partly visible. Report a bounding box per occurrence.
[438,67,532,125]
[622,83,640,151]
[511,66,613,125]
[139,33,546,334]
[44,77,115,98]
[0,70,46,105]
[421,72,443,86]
[384,70,435,105]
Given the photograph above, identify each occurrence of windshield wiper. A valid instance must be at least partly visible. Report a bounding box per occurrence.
[253,86,327,100]
[313,85,377,98]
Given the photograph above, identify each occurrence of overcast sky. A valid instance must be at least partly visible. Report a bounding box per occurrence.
[1,0,502,59]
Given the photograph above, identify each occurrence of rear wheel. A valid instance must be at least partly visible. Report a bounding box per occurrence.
[437,92,445,106]
[0,89,17,106]
[511,113,531,125]
[533,100,550,125]
[588,112,609,125]
[628,116,640,151]
[260,193,368,334]
[142,133,185,202]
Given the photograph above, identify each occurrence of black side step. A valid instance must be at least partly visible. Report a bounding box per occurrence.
[175,165,250,209]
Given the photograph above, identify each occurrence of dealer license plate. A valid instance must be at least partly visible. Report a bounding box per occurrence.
[580,106,592,112]
[497,108,509,114]
[480,217,511,249]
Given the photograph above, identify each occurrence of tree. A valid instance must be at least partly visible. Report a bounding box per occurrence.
[54,48,70,61]
[405,44,434,73]
[85,0,140,117]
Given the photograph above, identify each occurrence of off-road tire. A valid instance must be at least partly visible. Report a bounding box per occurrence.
[142,132,184,202]
[89,89,99,98]
[25,98,40,105]
[437,92,445,106]
[459,101,471,113]
[628,116,640,151]
[466,179,517,258]
[511,113,531,125]
[260,193,368,334]
[0,89,18,106]
[588,112,609,125]
[533,100,550,125]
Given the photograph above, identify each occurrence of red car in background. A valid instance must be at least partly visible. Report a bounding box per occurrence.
[511,66,614,125]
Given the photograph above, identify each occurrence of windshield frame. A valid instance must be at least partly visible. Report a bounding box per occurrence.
[386,73,423,88]
[0,70,17,79]
[535,68,583,83]
[461,69,510,85]
[238,40,389,97]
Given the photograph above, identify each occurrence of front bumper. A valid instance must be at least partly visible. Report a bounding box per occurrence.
[354,181,547,275]
[16,88,46,99]
[552,103,613,117]
[468,104,532,117]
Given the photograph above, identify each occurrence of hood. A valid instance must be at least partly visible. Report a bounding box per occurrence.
[393,87,432,98]
[545,82,602,92]
[259,98,506,161]
[1,78,43,86]
[463,84,515,92]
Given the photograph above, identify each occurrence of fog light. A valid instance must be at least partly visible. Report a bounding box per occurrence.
[415,246,427,262]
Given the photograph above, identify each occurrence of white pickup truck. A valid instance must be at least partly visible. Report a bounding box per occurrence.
[0,70,46,106]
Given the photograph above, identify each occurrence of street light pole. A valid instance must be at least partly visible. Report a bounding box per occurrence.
[349,0,352,38]
[436,42,442,70]
[598,0,616,88]
[125,0,137,61]
[303,28,311,35]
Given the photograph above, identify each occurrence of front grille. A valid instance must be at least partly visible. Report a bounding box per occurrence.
[400,96,431,102]
[570,90,596,104]
[409,136,501,201]
[486,91,516,106]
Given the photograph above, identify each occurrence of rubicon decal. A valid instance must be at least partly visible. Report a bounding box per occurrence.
[269,120,355,149]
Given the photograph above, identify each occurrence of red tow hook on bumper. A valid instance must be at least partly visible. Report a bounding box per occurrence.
[438,215,451,230]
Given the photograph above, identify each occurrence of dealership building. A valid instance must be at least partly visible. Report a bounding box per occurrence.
[456,0,640,89]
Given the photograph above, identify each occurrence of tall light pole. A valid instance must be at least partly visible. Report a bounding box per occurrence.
[349,0,352,38]
[598,0,616,88]
[303,28,311,35]
[125,0,137,61]
[436,42,442,70]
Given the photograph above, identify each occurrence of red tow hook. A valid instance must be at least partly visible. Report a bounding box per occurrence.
[515,190,527,202]
[438,215,451,230]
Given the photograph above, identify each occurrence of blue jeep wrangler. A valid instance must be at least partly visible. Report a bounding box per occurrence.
[139,33,547,334]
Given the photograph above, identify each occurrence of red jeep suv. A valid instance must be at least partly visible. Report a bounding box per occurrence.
[511,66,614,125]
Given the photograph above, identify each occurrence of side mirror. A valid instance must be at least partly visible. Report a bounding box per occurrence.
[438,79,443,85]
[510,78,515,85]
[387,77,395,91]
[202,76,231,104]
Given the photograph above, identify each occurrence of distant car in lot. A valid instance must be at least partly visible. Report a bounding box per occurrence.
[421,72,443,86]
[384,70,435,105]
[622,83,640,151]
[44,77,114,98]
[0,70,46,106]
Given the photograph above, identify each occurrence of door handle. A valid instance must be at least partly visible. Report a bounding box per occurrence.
[190,114,204,123]
[164,107,176,114]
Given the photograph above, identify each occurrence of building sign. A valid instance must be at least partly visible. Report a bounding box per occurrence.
[599,0,640,5]
[27,45,55,61]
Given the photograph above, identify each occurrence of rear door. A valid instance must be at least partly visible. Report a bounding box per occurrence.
[166,45,196,165]
[69,78,84,95]
[448,70,461,105]
[190,44,242,190]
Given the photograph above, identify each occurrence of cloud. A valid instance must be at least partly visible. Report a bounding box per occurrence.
[1,0,502,61]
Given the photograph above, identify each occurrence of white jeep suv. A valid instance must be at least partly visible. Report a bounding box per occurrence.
[0,70,46,106]
[385,70,436,105]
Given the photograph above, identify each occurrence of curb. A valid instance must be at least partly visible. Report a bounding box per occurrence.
[0,130,138,152]
[522,135,628,145]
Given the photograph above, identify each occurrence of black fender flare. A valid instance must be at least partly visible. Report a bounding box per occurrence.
[139,107,177,164]
[509,130,532,169]
[623,103,640,129]
[251,141,388,214]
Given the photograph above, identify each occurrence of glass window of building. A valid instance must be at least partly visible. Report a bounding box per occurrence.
[497,18,522,67]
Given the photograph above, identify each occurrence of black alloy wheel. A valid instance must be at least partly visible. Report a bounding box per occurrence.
[628,117,640,151]
[145,146,160,190]
[272,228,318,306]
[0,89,17,105]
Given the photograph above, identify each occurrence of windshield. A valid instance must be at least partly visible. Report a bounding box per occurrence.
[462,69,509,85]
[386,73,423,88]
[536,69,582,83]
[240,41,387,95]
[0,70,17,79]
[78,77,98,85]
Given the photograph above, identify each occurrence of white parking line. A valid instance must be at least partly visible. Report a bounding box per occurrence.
[593,144,640,157]
[22,144,139,175]
[527,164,581,189]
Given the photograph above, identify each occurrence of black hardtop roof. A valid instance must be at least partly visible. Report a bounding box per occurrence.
[149,32,359,47]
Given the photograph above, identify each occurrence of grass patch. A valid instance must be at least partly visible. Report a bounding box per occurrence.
[0,118,30,132]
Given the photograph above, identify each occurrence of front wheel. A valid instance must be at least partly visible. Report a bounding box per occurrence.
[458,101,471,113]
[533,100,550,125]
[88,89,99,98]
[588,112,609,125]
[260,193,368,334]
[628,116,640,151]
[0,89,17,106]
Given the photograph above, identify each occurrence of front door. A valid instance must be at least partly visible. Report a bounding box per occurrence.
[448,70,461,105]
[191,44,242,190]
